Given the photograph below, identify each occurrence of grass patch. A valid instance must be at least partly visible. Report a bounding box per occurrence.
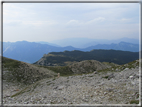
[2,57,27,83]
[120,60,139,70]
[108,97,113,101]
[44,66,74,76]
[102,75,109,79]
[11,81,40,97]
[47,82,52,86]
[3,57,21,70]
[52,78,56,81]
[31,82,40,92]
[3,57,57,85]
[130,100,139,104]
[11,86,30,98]
[88,75,93,77]
[98,68,110,72]
[98,59,139,73]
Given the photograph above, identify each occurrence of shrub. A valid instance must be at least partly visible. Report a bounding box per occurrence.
[102,75,109,79]
[130,100,139,104]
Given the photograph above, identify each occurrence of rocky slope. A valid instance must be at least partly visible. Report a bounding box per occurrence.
[3,59,140,106]
[41,60,114,76]
[68,60,112,74]
[3,57,57,85]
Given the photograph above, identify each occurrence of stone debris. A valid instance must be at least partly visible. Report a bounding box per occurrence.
[3,68,140,105]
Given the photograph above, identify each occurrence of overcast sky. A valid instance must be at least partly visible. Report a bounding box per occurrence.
[3,3,140,42]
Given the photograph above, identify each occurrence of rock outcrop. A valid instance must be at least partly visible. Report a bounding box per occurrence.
[69,60,111,74]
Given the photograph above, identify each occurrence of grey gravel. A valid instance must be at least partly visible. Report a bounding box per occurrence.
[3,67,140,105]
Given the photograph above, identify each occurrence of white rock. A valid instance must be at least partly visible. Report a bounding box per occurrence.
[131,81,136,85]
[129,76,133,79]
[124,68,129,70]
[58,86,64,90]
[104,92,107,95]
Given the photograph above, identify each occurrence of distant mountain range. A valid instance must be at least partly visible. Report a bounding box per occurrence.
[3,41,79,63]
[36,41,61,47]
[50,37,139,48]
[81,42,139,52]
[2,40,139,63]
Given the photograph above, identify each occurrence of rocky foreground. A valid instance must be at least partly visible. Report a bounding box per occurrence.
[3,66,140,106]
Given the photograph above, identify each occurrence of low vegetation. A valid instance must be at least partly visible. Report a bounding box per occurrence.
[11,87,30,98]
[3,57,21,71]
[11,81,40,98]
[98,59,139,73]
[3,57,57,85]
[34,49,139,66]
[129,100,139,104]
[45,66,74,76]
[37,60,110,76]
[3,55,140,89]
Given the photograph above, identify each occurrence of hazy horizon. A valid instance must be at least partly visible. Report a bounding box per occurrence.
[3,37,139,49]
[2,36,139,41]
[3,3,139,42]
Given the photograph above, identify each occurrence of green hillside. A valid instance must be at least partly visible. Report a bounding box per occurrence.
[34,49,139,66]
[3,57,57,85]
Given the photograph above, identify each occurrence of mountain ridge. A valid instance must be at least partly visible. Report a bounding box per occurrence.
[3,40,139,63]
[50,37,139,48]
[34,49,139,66]
[81,41,139,52]
[3,57,57,85]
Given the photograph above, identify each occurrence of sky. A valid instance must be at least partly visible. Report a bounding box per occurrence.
[3,3,140,42]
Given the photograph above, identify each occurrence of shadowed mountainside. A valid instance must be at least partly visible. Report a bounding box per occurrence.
[34,49,139,66]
